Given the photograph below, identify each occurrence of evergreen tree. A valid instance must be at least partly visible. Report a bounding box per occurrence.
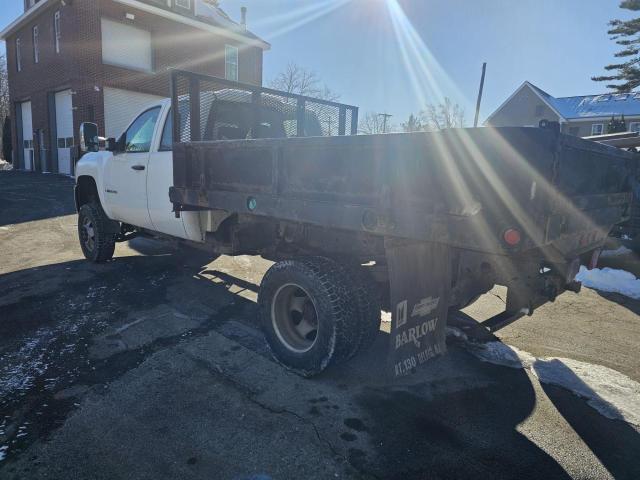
[593,0,640,91]
[607,115,627,133]
[401,114,423,132]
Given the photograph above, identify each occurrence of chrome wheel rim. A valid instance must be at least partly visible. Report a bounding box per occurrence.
[81,216,96,252]
[271,283,319,353]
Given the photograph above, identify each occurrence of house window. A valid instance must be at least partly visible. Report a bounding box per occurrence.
[630,122,640,133]
[175,0,191,9]
[33,26,39,63]
[534,105,545,116]
[16,38,22,71]
[591,123,604,136]
[54,11,61,53]
[225,45,238,81]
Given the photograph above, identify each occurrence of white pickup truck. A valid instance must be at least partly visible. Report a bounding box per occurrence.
[75,98,204,262]
[74,71,634,378]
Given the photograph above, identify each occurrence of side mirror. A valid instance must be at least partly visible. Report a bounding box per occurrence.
[105,137,118,152]
[79,122,100,153]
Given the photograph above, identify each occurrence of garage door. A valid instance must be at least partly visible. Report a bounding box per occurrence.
[101,18,152,72]
[103,87,164,139]
[55,89,74,175]
[21,101,34,171]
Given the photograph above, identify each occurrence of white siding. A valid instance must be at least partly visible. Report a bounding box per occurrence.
[103,87,164,139]
[101,18,152,72]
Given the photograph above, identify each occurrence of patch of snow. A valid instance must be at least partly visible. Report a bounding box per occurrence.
[533,357,640,427]
[600,246,633,258]
[0,159,12,171]
[0,445,7,462]
[576,265,640,299]
[464,340,640,427]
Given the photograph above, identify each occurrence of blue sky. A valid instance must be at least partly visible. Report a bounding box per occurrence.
[1,0,635,125]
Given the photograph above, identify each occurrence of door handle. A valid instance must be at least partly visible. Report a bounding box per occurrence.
[131,165,145,171]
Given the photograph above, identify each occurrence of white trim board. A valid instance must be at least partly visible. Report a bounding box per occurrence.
[1,0,270,51]
[113,0,270,50]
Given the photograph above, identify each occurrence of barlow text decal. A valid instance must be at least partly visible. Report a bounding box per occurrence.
[385,240,450,377]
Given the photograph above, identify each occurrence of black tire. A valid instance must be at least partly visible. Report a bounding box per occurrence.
[345,264,382,357]
[78,202,116,263]
[258,257,358,377]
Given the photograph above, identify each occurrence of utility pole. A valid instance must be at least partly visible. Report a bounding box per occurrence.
[473,62,487,128]
[378,113,392,133]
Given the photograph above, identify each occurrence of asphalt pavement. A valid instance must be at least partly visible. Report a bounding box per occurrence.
[1,170,639,480]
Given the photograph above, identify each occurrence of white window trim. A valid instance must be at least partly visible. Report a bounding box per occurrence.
[16,37,22,71]
[54,11,61,54]
[225,44,238,81]
[32,25,38,63]
[591,123,604,136]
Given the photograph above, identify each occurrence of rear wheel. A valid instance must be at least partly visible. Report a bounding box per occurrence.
[346,264,382,357]
[259,257,358,376]
[78,203,116,263]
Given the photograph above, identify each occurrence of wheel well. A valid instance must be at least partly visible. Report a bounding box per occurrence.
[75,176,99,211]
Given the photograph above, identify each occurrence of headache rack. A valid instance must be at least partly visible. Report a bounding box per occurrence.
[170,69,359,143]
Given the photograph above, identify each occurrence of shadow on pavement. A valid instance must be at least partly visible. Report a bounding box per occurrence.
[539,361,640,480]
[0,171,76,227]
[0,250,575,479]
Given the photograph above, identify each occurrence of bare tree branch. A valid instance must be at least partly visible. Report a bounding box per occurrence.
[269,62,340,101]
[358,112,394,134]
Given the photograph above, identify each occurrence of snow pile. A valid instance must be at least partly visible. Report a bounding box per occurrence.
[600,246,633,258]
[0,159,12,171]
[466,340,535,369]
[576,265,640,299]
[466,341,640,427]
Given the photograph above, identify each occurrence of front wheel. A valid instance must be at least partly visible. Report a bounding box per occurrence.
[258,257,358,377]
[78,203,116,263]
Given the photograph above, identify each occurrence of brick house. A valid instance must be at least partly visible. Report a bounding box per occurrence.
[0,0,269,174]
[486,81,640,138]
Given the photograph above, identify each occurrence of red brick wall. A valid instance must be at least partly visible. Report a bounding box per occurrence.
[7,0,264,170]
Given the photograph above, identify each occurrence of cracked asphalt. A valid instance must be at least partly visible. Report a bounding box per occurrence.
[1,170,640,479]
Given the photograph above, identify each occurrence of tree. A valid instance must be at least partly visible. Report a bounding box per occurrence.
[269,62,340,101]
[0,55,9,161]
[593,0,640,91]
[401,113,423,132]
[607,114,627,133]
[358,112,394,134]
[420,97,465,130]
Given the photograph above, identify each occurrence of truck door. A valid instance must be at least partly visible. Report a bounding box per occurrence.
[146,107,190,239]
[105,106,160,228]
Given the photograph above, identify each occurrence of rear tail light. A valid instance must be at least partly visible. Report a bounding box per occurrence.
[503,228,522,246]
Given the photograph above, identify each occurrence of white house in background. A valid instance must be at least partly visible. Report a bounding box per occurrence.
[486,81,640,137]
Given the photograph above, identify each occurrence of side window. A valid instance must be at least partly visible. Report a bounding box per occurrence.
[124,107,160,153]
[160,110,173,151]
[225,45,239,81]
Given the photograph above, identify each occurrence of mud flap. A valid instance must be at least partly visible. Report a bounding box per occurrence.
[385,239,451,377]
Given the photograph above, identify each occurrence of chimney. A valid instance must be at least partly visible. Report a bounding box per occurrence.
[240,6,247,29]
